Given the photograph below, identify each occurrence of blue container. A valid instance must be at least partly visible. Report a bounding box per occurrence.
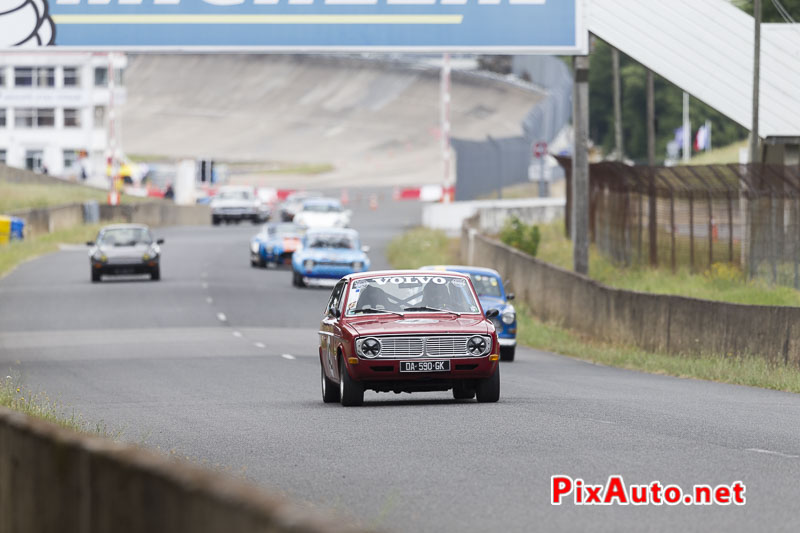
[10,217,24,240]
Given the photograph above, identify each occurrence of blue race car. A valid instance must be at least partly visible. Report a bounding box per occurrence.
[250,223,304,268]
[422,265,517,361]
[292,228,370,287]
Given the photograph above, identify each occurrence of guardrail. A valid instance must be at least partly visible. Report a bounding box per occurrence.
[0,406,371,533]
[461,224,800,365]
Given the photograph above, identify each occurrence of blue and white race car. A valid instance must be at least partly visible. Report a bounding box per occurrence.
[422,265,517,361]
[291,228,370,287]
[250,223,304,268]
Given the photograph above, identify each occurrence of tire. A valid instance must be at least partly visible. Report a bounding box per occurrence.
[293,271,306,288]
[500,345,516,362]
[476,366,500,403]
[453,384,476,400]
[321,364,340,403]
[91,270,101,283]
[339,357,364,407]
[212,216,220,226]
[150,266,161,281]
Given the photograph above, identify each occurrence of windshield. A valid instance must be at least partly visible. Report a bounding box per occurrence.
[308,234,355,249]
[217,190,252,200]
[468,273,503,298]
[346,275,480,316]
[303,202,341,213]
[99,227,152,246]
[270,224,301,237]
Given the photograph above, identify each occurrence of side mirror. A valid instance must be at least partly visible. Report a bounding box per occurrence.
[485,308,500,318]
[328,307,341,318]
[507,293,515,301]
[361,245,370,253]
[86,241,94,246]
[157,238,165,245]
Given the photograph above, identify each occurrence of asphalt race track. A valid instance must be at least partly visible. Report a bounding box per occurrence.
[2,193,800,532]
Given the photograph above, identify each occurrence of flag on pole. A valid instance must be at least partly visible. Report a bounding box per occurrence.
[694,124,710,152]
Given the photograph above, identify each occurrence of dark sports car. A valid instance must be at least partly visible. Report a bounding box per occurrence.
[87,224,164,282]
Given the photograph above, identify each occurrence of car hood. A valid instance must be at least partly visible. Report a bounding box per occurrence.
[349,315,491,336]
[297,248,365,262]
[99,243,150,257]
[477,295,509,312]
[295,212,346,226]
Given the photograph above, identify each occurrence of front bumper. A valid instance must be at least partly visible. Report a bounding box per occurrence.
[347,356,498,392]
[498,338,517,347]
[213,210,259,220]
[92,260,158,275]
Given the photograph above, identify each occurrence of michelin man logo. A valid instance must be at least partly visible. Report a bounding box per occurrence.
[0,0,55,47]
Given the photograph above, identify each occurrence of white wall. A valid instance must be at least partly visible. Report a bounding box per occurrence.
[422,197,565,235]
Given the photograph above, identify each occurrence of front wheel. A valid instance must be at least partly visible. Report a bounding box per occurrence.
[321,365,340,403]
[292,271,306,288]
[476,366,500,403]
[91,270,101,283]
[500,345,516,362]
[339,357,364,407]
[150,266,161,281]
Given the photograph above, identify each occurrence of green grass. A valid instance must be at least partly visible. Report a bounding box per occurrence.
[386,227,461,270]
[536,221,800,307]
[0,181,143,213]
[0,222,109,278]
[682,140,747,166]
[515,304,800,393]
[387,225,800,394]
[1,375,119,436]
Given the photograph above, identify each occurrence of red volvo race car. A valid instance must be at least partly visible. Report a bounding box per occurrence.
[318,270,501,406]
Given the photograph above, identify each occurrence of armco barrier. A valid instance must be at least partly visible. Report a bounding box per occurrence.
[462,226,800,365]
[0,407,370,533]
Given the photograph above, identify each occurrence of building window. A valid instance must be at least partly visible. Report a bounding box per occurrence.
[0,149,6,165]
[0,108,5,128]
[93,105,106,128]
[14,108,55,128]
[94,67,123,87]
[63,67,80,87]
[14,67,55,88]
[63,149,80,170]
[64,108,80,127]
[25,150,44,173]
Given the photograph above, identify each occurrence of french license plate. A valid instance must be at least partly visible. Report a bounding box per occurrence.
[399,360,450,373]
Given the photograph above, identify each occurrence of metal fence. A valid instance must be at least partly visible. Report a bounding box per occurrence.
[559,157,800,288]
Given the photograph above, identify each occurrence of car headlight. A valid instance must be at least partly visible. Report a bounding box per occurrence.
[94,253,107,262]
[467,336,490,356]
[303,259,314,271]
[251,241,260,253]
[501,307,516,325]
[357,337,381,358]
[352,261,364,270]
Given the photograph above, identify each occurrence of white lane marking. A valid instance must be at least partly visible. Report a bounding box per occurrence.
[254,342,266,348]
[587,418,614,425]
[206,297,213,304]
[746,448,799,459]
[232,331,242,338]
[201,282,209,289]
[281,353,296,360]
[216,312,227,322]
[201,272,208,278]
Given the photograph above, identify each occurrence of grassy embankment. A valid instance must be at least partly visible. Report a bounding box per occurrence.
[387,225,800,393]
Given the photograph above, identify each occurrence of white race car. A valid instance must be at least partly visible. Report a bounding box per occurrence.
[293,198,351,229]
[210,186,267,225]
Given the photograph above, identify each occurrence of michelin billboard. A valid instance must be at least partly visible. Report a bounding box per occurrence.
[0,0,586,52]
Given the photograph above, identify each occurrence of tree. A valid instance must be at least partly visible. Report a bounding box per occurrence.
[734,0,800,22]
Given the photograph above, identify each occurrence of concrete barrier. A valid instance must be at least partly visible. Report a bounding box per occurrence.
[462,226,800,365]
[0,407,370,533]
[423,198,564,235]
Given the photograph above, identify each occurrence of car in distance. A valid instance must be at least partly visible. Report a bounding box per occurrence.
[250,222,304,268]
[318,270,501,406]
[293,198,351,229]
[422,265,517,361]
[291,228,370,288]
[279,190,323,222]
[210,186,265,225]
[87,224,164,282]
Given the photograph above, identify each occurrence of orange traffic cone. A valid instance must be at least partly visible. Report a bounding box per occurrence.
[340,189,349,205]
[369,194,378,211]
